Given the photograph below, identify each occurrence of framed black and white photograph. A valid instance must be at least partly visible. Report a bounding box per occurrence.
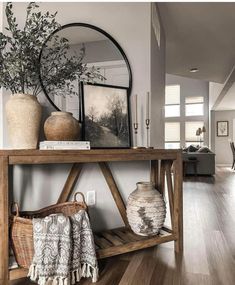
[81,82,131,148]
[217,121,229,137]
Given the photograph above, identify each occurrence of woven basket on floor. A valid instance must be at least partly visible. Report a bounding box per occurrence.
[10,192,87,269]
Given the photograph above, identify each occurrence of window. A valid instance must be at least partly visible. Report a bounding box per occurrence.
[165,142,181,149]
[165,122,180,149]
[185,142,200,147]
[185,121,204,144]
[165,85,180,148]
[185,96,204,116]
[165,85,180,117]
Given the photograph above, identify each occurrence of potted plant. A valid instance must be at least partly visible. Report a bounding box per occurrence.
[0,2,61,149]
[0,2,104,149]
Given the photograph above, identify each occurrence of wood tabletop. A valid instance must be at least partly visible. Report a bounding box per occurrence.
[0,148,182,165]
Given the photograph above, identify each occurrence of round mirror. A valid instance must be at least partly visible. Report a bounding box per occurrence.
[39,23,132,121]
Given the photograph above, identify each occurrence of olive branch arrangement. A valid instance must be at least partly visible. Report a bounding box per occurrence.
[0,2,104,97]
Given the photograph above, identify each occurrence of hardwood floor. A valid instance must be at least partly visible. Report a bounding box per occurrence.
[11,167,235,285]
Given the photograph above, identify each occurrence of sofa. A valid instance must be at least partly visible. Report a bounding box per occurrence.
[182,147,215,176]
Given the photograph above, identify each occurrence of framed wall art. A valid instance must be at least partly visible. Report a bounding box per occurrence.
[81,82,131,148]
[217,121,229,137]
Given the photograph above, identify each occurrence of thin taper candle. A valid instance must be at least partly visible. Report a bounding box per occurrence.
[146,92,150,120]
[135,94,138,123]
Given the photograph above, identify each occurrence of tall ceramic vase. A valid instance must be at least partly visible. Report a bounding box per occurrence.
[5,94,42,149]
[126,182,166,236]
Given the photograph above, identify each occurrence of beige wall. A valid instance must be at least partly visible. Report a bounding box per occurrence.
[0,2,165,231]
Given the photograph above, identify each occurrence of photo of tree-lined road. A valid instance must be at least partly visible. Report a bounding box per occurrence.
[84,85,130,147]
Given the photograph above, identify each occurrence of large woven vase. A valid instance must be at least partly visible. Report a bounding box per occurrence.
[5,94,42,149]
[44,111,80,141]
[126,182,166,236]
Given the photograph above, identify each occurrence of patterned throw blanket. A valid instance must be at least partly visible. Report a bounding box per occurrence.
[28,210,98,285]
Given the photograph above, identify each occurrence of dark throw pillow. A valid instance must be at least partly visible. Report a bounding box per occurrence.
[197,146,211,153]
[187,145,199,152]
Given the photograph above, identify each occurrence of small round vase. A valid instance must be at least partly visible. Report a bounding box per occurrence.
[44,111,80,141]
[126,182,166,236]
[5,94,42,149]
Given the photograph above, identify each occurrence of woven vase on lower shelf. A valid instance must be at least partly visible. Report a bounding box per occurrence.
[126,182,166,236]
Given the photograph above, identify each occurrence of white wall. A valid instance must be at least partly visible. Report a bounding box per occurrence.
[209,81,235,165]
[211,110,235,165]
[208,82,224,147]
[209,82,223,110]
[166,74,209,146]
[150,4,165,148]
[1,3,165,231]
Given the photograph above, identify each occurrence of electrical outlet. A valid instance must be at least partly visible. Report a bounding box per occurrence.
[86,191,96,206]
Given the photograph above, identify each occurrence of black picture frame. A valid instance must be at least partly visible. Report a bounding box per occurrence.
[80,82,131,149]
[39,22,132,115]
[217,121,229,137]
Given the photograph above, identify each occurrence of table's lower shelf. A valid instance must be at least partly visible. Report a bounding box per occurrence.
[95,226,175,259]
[9,226,175,281]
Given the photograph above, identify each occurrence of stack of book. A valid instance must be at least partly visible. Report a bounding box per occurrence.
[39,141,90,150]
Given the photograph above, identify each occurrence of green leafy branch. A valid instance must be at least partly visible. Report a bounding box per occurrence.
[0,2,104,97]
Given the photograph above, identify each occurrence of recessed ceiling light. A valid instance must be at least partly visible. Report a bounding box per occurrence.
[190,68,199,73]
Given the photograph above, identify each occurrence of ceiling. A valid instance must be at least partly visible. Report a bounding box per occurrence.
[158,3,235,84]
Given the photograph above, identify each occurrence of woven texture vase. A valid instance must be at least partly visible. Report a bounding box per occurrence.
[126,182,166,236]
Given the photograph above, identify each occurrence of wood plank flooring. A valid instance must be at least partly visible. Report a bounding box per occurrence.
[11,167,235,285]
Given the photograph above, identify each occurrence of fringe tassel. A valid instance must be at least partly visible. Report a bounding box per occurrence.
[38,276,46,285]
[71,271,75,285]
[91,266,99,283]
[82,263,87,277]
[81,263,99,283]
[28,263,38,281]
[52,277,58,285]
[28,263,99,284]
[75,268,81,282]
[29,271,70,285]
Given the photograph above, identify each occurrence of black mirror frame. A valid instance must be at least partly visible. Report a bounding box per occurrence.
[39,22,133,113]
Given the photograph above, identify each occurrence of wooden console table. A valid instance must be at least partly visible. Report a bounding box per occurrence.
[0,149,183,284]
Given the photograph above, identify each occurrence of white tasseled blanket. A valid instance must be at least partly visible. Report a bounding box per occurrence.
[28,210,98,285]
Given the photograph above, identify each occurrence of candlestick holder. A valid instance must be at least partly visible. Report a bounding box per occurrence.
[132,123,147,149]
[133,122,138,148]
[145,118,153,149]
